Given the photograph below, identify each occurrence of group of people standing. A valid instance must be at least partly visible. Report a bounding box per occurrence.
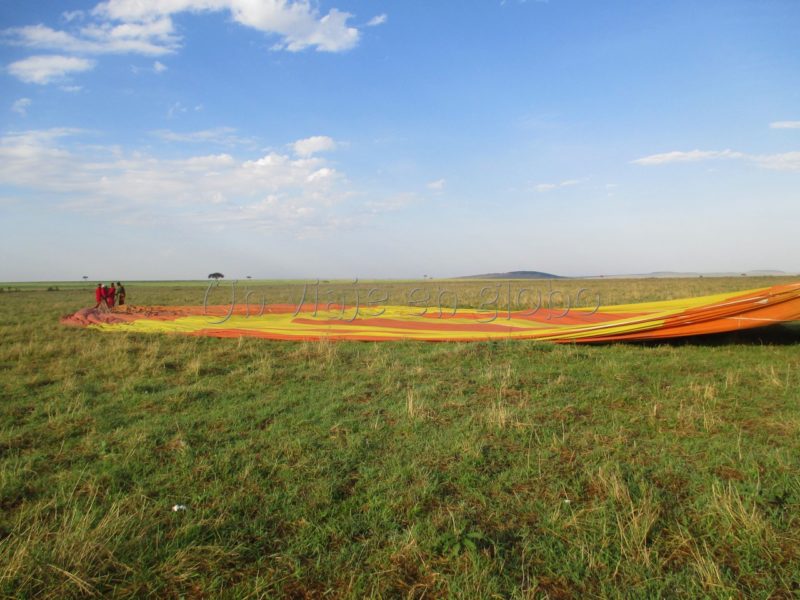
[94,282,126,310]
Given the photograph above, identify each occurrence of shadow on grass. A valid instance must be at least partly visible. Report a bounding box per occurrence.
[633,323,800,347]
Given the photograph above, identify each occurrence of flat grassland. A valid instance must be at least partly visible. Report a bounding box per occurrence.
[1,277,799,598]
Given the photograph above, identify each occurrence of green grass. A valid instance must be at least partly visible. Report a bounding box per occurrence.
[1,279,799,598]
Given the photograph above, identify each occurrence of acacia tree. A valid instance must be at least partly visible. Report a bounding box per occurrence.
[208,272,224,280]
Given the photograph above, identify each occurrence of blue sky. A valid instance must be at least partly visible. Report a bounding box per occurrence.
[1,0,798,281]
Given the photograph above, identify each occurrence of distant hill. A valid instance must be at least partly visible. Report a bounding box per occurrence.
[458,270,563,280]
[457,269,792,280]
[745,270,789,276]
[586,270,789,279]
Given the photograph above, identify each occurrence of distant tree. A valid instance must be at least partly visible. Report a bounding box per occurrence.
[82,275,88,280]
[246,275,252,279]
[208,272,225,280]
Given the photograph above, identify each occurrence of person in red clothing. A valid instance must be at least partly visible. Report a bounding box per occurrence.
[116,282,126,306]
[106,282,116,309]
[94,283,104,308]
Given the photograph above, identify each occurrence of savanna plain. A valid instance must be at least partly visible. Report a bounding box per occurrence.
[1,277,799,598]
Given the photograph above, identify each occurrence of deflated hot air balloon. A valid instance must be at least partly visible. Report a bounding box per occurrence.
[62,282,800,343]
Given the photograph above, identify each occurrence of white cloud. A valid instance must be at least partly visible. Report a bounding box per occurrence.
[3,1,361,89]
[3,21,179,56]
[367,14,388,27]
[0,129,83,183]
[292,135,337,157]
[4,1,361,62]
[307,167,335,182]
[633,148,800,171]
[0,128,365,234]
[631,149,744,166]
[426,178,445,191]
[365,193,417,213]
[754,152,800,171]
[534,179,580,193]
[11,98,31,116]
[93,0,359,52]
[167,101,188,118]
[769,121,800,130]
[80,18,180,54]
[7,54,95,84]
[152,127,253,147]
[62,10,86,23]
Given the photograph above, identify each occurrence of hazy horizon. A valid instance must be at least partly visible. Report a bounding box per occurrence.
[2,269,798,285]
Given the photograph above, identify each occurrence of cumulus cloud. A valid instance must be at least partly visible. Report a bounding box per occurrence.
[7,54,95,84]
[4,0,360,60]
[0,128,373,234]
[769,121,800,130]
[632,148,800,171]
[291,135,337,157]
[3,1,363,89]
[11,98,31,116]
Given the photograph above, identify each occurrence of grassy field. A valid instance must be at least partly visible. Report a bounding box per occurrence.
[1,277,799,598]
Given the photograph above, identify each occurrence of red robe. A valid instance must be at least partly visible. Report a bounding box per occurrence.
[95,287,103,304]
[106,286,116,308]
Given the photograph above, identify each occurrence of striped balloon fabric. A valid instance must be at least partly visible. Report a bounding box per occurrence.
[62,282,800,342]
